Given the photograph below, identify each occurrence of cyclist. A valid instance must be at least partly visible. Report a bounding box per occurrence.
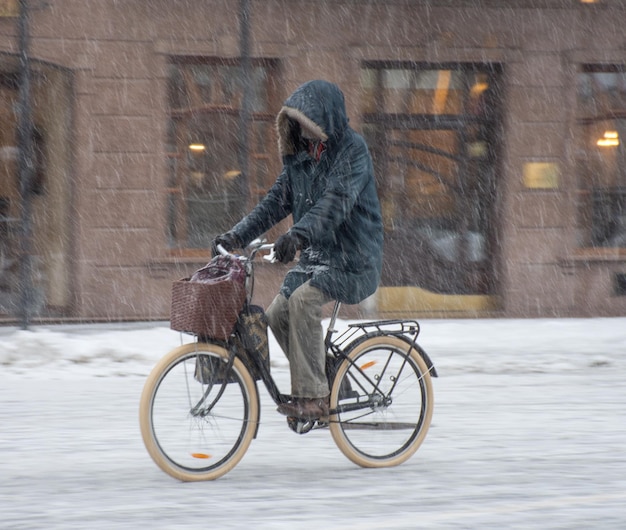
[212,79,383,420]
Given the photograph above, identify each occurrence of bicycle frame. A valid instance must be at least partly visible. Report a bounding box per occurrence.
[212,241,437,418]
[215,301,438,421]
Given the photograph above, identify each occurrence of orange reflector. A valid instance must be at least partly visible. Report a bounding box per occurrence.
[360,361,377,370]
[191,453,212,459]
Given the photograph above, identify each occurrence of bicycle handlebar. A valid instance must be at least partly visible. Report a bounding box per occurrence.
[216,240,276,262]
[216,243,234,257]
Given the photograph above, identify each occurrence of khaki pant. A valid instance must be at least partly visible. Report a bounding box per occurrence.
[266,280,333,398]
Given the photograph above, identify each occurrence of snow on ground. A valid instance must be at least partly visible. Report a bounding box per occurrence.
[1,317,624,377]
[1,317,625,529]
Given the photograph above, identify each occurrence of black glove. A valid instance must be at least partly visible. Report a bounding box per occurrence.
[274,232,302,263]
[211,231,241,256]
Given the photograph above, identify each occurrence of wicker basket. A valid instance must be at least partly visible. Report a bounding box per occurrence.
[170,258,246,340]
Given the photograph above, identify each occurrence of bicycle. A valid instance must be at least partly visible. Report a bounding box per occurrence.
[139,241,438,481]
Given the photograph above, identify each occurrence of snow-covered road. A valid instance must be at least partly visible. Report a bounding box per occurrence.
[1,318,625,529]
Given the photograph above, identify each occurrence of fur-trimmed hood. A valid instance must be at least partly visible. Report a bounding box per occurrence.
[276,80,349,157]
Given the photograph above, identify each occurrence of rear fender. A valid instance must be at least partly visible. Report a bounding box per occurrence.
[344,332,438,378]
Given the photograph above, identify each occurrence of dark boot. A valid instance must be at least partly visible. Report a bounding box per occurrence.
[277,395,330,420]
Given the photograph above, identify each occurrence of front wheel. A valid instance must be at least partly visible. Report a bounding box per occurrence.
[139,342,259,481]
[329,335,434,468]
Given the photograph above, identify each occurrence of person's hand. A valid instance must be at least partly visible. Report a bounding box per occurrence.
[274,232,302,263]
[211,232,241,256]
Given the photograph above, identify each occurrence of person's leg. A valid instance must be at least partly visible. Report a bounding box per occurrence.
[286,281,332,398]
[275,281,334,419]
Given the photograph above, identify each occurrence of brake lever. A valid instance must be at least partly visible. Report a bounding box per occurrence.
[263,248,277,263]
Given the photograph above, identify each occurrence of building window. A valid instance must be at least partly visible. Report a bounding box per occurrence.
[0,59,73,318]
[361,62,502,295]
[166,57,279,251]
[576,65,626,249]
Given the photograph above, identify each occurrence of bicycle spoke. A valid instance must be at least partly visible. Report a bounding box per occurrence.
[140,344,259,481]
[329,336,434,467]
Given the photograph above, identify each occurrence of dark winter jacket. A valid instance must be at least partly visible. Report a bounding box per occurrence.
[231,80,383,304]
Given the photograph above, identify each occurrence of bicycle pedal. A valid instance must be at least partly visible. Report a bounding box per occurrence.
[286,416,315,434]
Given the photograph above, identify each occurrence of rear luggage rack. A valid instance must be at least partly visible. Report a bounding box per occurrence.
[331,319,420,350]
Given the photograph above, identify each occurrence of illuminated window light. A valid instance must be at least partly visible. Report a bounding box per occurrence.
[597,130,620,147]
[470,81,489,98]
[189,143,206,151]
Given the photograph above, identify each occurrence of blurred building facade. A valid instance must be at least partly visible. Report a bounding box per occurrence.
[0,0,625,321]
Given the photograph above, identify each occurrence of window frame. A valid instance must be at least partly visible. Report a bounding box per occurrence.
[360,60,503,296]
[575,63,626,252]
[165,56,280,254]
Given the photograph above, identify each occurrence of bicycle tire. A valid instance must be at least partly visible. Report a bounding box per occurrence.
[139,342,259,481]
[329,335,434,468]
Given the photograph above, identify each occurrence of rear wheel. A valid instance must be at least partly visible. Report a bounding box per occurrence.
[139,342,259,481]
[329,335,434,468]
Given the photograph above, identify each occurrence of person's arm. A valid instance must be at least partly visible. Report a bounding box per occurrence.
[230,169,293,246]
